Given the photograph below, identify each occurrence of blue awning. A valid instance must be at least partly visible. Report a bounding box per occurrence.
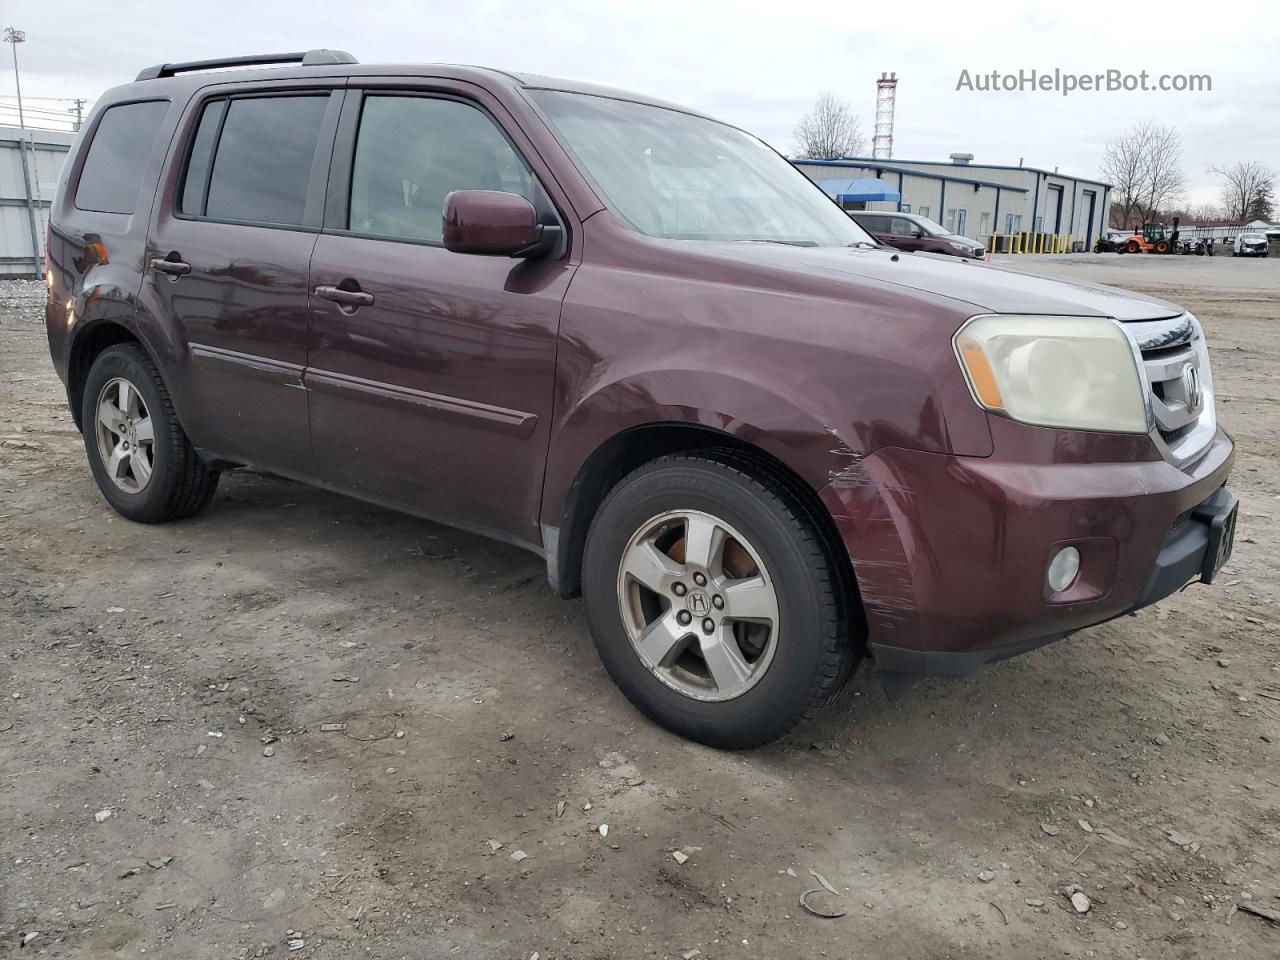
[815,176,901,204]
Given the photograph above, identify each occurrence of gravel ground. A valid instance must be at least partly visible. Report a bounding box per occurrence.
[1,257,1278,959]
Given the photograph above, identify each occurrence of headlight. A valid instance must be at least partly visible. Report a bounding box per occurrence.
[954,315,1147,432]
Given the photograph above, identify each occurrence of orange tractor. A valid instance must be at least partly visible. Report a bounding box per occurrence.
[1123,217,1180,254]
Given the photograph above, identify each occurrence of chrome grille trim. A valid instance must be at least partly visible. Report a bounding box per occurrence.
[1123,314,1216,468]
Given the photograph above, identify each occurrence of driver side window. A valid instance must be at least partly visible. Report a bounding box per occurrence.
[348,95,533,243]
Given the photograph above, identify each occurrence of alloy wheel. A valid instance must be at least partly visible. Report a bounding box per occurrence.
[95,377,155,493]
[616,509,780,702]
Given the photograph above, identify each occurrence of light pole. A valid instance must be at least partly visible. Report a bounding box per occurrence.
[3,27,25,129]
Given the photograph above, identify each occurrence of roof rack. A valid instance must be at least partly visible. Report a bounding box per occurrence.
[135,49,357,82]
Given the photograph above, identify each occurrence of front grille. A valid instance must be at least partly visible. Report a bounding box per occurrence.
[1125,314,1216,466]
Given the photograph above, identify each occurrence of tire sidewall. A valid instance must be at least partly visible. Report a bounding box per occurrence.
[584,461,836,747]
[81,347,178,522]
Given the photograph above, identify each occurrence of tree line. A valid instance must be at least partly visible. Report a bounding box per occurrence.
[1101,122,1274,228]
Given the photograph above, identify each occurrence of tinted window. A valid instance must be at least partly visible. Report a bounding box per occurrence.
[204,96,328,226]
[179,99,227,215]
[349,96,532,243]
[75,100,170,214]
[858,215,888,232]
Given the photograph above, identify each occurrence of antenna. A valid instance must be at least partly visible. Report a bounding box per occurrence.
[873,72,897,160]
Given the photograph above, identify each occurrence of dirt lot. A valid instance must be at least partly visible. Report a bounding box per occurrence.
[2,254,1278,959]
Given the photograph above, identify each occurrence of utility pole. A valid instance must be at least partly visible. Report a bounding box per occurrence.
[70,97,86,131]
[3,27,25,129]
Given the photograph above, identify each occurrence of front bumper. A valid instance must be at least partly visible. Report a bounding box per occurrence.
[819,423,1235,679]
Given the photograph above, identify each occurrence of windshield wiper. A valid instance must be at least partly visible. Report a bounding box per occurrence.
[735,239,819,248]
[846,241,879,249]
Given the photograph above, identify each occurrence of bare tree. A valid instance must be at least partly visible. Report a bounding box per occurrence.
[1166,201,1223,224]
[793,93,866,160]
[1101,122,1187,227]
[1211,160,1276,222]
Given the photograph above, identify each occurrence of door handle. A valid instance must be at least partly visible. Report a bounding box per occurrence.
[150,256,191,277]
[314,284,374,308]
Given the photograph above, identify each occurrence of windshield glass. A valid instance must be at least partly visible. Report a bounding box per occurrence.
[1241,234,1265,241]
[911,216,951,237]
[528,89,876,247]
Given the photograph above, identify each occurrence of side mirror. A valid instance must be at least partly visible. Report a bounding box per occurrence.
[442,190,559,258]
[911,227,925,238]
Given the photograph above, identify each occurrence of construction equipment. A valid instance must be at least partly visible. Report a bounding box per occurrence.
[1123,217,1180,254]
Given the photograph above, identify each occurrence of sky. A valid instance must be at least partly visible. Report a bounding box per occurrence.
[3,0,1276,208]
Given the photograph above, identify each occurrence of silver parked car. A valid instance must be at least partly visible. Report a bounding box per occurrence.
[1232,233,1269,257]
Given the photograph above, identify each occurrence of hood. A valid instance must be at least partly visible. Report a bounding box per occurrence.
[937,233,980,248]
[693,242,1184,322]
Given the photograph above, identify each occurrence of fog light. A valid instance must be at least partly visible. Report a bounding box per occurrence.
[1047,546,1081,593]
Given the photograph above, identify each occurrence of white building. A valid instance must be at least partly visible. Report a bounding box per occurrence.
[795,154,1112,252]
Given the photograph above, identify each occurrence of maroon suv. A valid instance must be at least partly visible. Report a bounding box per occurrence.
[46,51,1236,748]
[851,211,987,259]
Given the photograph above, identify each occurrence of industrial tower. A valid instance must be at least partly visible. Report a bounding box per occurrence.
[873,72,897,159]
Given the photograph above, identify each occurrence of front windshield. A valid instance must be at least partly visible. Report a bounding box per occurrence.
[1241,234,1265,242]
[911,216,951,237]
[528,89,876,248]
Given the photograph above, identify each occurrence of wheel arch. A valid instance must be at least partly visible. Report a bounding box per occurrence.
[67,320,152,430]
[545,419,864,646]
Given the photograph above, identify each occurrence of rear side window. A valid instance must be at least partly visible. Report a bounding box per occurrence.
[185,95,328,226]
[858,215,887,232]
[75,100,170,214]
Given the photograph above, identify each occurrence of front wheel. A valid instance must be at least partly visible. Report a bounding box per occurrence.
[583,453,859,748]
[81,344,220,523]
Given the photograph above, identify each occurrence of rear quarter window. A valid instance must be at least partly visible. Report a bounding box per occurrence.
[74,100,170,214]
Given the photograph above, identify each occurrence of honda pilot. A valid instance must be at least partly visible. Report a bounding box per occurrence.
[46,51,1237,748]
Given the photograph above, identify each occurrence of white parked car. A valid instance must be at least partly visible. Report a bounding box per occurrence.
[1232,233,1269,257]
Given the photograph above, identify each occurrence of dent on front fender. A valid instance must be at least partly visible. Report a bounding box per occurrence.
[819,450,924,648]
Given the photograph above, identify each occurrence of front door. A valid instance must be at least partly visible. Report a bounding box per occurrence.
[306,86,576,547]
[890,216,928,252]
[146,86,341,476]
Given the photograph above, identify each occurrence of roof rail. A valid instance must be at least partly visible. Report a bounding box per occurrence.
[135,49,357,82]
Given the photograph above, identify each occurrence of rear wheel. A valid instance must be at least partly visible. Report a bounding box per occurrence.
[1154,240,1170,254]
[81,344,219,523]
[583,452,858,748]
[1125,240,1141,254]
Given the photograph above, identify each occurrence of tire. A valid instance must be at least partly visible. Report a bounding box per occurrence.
[1125,240,1141,254]
[80,343,219,523]
[582,452,859,749]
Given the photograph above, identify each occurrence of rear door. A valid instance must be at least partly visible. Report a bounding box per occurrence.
[305,82,576,547]
[146,83,342,476]
[857,214,894,245]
